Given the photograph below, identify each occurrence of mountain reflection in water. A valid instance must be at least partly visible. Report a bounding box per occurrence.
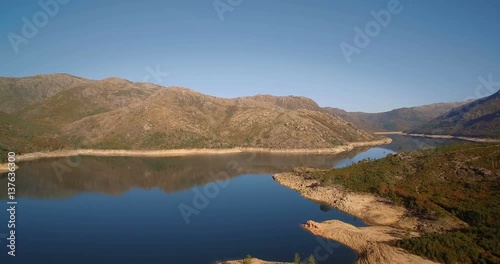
[2,148,373,199]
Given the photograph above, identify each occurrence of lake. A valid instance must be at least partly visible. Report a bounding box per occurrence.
[0,135,463,263]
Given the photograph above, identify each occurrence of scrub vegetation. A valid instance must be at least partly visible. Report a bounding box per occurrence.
[306,143,500,263]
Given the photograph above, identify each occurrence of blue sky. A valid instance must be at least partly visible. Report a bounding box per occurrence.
[1,0,499,112]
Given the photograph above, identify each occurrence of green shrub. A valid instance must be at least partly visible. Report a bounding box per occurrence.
[307,255,315,264]
[294,253,301,264]
[243,254,252,264]
[303,143,500,263]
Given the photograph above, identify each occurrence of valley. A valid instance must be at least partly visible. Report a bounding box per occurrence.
[2,2,499,263]
[1,74,499,264]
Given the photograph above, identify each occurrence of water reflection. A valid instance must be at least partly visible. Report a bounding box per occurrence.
[0,136,464,263]
[1,148,372,199]
[382,134,470,152]
[1,135,468,200]
[319,204,333,212]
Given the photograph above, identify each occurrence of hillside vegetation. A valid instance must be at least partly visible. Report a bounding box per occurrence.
[0,73,88,113]
[0,111,64,160]
[18,77,160,126]
[410,91,500,139]
[302,143,500,263]
[324,102,468,132]
[63,87,375,149]
[0,74,379,158]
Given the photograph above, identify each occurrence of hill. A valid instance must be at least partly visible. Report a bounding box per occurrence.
[18,77,160,126]
[63,87,376,149]
[324,102,468,132]
[0,111,60,155]
[237,94,321,111]
[0,73,88,113]
[410,91,500,138]
[0,74,380,156]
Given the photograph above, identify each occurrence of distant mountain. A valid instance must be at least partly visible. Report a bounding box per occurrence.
[324,102,469,132]
[410,91,500,138]
[0,74,379,155]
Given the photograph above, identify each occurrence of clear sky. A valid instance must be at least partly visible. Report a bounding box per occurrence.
[1,0,499,112]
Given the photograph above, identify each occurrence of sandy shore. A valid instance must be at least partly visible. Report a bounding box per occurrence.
[270,172,466,264]
[0,163,13,174]
[373,131,404,135]
[375,131,500,143]
[218,259,292,264]
[405,133,500,143]
[0,138,391,172]
[2,138,392,164]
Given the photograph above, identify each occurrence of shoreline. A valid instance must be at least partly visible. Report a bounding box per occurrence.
[0,138,391,173]
[269,172,466,264]
[374,131,500,143]
[218,259,292,264]
[0,163,12,174]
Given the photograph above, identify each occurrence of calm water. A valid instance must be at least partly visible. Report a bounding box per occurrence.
[0,135,460,263]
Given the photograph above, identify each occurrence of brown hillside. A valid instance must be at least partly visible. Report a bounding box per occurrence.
[324,101,469,132]
[237,94,321,111]
[63,87,376,149]
[0,74,381,154]
[18,78,160,126]
[0,73,88,113]
[410,90,500,138]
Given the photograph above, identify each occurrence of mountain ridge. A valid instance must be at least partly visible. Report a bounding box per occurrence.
[323,101,470,132]
[409,90,500,138]
[0,74,382,157]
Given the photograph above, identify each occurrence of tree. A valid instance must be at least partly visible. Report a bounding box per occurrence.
[294,253,301,264]
[308,255,316,264]
[243,254,252,264]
